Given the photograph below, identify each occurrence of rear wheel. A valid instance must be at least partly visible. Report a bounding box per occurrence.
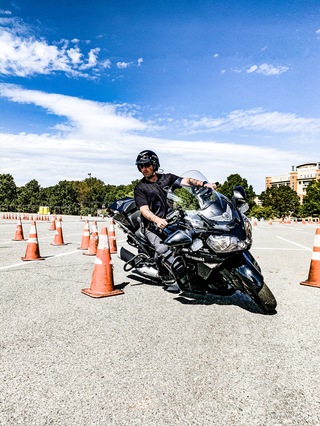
[246,282,277,314]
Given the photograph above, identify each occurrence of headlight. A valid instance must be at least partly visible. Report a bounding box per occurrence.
[206,235,248,253]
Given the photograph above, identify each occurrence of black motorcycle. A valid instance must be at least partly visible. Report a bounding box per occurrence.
[108,171,277,314]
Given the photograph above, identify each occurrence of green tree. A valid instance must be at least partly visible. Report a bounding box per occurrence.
[259,186,300,218]
[16,179,41,212]
[48,180,80,215]
[0,174,17,211]
[75,177,106,214]
[39,186,52,206]
[104,180,139,207]
[299,180,320,217]
[249,205,277,220]
[218,174,256,208]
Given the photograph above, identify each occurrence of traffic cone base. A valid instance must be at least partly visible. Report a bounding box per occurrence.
[300,280,320,288]
[21,256,45,261]
[81,287,124,298]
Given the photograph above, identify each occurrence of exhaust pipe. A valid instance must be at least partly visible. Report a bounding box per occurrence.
[137,266,159,279]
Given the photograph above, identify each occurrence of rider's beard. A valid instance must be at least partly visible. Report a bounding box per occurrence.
[143,168,155,180]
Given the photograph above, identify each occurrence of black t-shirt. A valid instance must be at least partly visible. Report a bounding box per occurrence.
[134,173,179,227]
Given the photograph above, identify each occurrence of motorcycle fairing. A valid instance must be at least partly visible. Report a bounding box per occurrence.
[164,229,193,247]
[229,251,264,292]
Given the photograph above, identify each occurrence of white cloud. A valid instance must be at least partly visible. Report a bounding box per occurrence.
[0,14,144,78]
[102,59,112,68]
[79,47,100,70]
[0,29,110,78]
[213,53,219,58]
[67,47,83,65]
[0,84,315,193]
[0,15,112,79]
[116,61,132,69]
[0,84,147,138]
[117,59,144,69]
[182,108,320,134]
[246,63,289,76]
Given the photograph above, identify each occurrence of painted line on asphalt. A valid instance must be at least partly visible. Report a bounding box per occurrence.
[0,250,83,271]
[0,233,82,245]
[275,236,312,251]
[253,247,309,250]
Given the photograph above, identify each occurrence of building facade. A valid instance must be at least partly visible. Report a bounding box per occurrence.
[265,162,320,203]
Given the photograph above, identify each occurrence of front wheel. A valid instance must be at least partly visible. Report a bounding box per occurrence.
[246,282,277,314]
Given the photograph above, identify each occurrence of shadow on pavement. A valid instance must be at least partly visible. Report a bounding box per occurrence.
[175,291,277,315]
[126,272,277,315]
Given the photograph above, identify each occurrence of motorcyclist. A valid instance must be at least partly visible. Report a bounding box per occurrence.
[134,149,214,290]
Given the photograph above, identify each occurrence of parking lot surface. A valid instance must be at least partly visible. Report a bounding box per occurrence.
[1,217,320,425]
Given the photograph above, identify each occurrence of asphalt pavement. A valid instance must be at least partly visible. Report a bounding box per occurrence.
[0,216,319,425]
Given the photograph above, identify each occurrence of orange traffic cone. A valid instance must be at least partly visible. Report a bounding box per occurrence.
[51,218,67,245]
[108,218,117,254]
[83,220,99,256]
[21,221,45,261]
[78,220,91,250]
[12,217,26,241]
[300,228,320,288]
[49,217,56,231]
[81,227,124,298]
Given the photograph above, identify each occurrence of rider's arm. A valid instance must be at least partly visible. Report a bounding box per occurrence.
[139,205,168,229]
[181,177,216,189]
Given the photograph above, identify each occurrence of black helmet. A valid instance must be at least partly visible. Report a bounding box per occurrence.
[135,150,160,171]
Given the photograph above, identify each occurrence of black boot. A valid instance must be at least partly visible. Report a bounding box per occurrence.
[162,251,191,291]
[155,253,176,286]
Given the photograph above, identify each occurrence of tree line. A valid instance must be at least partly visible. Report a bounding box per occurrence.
[0,174,139,216]
[0,173,319,218]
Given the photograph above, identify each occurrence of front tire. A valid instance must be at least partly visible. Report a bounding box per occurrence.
[246,282,277,314]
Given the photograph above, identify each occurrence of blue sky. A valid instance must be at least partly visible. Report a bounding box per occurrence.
[0,0,319,193]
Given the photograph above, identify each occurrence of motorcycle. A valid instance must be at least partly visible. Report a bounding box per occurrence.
[108,170,277,314]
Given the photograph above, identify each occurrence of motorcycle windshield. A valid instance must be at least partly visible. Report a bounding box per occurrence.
[167,170,241,230]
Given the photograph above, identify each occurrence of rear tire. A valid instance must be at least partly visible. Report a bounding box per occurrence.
[246,282,277,314]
